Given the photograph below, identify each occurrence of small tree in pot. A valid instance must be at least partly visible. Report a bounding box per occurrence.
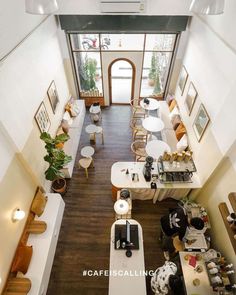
[40,132,72,193]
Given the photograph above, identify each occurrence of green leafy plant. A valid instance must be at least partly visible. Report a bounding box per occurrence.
[40,132,72,181]
[81,54,98,91]
[148,51,162,95]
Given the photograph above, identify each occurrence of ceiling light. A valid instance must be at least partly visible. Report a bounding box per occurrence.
[12,209,25,222]
[25,0,59,15]
[114,200,129,215]
[190,0,225,15]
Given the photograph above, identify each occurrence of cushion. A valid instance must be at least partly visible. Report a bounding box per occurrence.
[70,103,80,117]
[169,105,180,122]
[11,244,33,274]
[57,126,64,136]
[166,94,175,106]
[31,189,48,217]
[61,120,70,134]
[175,122,186,141]
[176,134,188,152]
[62,111,73,125]
[169,99,177,112]
[172,115,182,130]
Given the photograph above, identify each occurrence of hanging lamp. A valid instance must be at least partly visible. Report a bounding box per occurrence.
[25,0,59,15]
[190,0,225,15]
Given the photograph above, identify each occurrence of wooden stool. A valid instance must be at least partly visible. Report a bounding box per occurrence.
[78,157,94,178]
[3,278,31,295]
[85,124,97,143]
[96,126,104,144]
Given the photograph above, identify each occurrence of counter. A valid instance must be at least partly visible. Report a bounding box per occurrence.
[111,162,202,202]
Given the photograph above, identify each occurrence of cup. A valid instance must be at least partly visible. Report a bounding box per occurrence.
[211,276,222,285]
[209,267,218,274]
[207,262,216,269]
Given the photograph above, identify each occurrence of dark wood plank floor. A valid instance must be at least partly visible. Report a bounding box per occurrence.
[47,106,177,295]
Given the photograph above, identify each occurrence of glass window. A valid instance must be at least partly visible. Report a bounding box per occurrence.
[100,34,144,51]
[140,51,172,97]
[73,52,103,97]
[70,34,100,51]
[145,34,176,51]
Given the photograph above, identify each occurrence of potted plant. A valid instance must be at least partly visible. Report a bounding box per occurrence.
[40,132,72,193]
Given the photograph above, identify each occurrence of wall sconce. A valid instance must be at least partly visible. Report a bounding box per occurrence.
[25,0,59,15]
[12,209,25,222]
[190,0,225,15]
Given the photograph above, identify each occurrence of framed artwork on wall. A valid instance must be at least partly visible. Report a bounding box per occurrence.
[178,65,188,95]
[185,82,197,115]
[47,80,59,113]
[193,103,210,142]
[35,102,51,133]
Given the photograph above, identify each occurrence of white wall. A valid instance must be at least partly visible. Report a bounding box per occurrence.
[0,0,46,60]
[173,7,236,184]
[0,12,70,290]
[57,0,192,15]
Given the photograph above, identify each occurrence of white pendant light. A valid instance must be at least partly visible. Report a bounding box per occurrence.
[190,0,225,15]
[114,200,129,215]
[25,0,59,15]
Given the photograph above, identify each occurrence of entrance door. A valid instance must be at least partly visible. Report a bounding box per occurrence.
[109,59,134,104]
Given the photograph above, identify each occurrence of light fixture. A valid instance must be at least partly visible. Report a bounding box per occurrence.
[12,209,25,222]
[25,0,59,15]
[114,200,129,215]
[190,0,225,15]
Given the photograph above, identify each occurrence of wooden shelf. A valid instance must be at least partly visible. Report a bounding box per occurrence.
[219,198,236,253]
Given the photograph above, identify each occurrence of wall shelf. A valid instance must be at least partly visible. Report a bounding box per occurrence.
[219,192,236,253]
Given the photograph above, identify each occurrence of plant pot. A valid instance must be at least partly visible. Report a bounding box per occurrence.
[52,178,66,194]
[148,79,155,87]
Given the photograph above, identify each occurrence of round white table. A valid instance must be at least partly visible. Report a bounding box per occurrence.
[85,124,98,134]
[145,140,171,159]
[140,98,160,112]
[142,116,164,140]
[81,146,95,158]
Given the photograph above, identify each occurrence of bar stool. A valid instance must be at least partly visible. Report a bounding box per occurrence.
[78,157,94,178]
[95,126,104,144]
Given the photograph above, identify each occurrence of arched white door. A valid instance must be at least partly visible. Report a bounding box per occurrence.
[110,60,134,104]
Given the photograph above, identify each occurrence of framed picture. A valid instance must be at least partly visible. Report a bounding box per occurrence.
[35,102,51,133]
[47,80,59,113]
[193,104,210,142]
[178,66,188,95]
[185,82,198,115]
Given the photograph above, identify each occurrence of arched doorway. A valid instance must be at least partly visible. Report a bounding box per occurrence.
[108,58,135,104]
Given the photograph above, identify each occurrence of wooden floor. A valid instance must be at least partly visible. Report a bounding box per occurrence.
[47,106,177,295]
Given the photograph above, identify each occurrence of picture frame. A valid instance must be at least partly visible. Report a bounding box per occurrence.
[178,66,188,95]
[193,104,210,142]
[185,82,198,115]
[35,102,51,133]
[47,80,59,113]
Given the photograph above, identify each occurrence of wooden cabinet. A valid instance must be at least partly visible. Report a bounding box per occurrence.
[219,193,236,253]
